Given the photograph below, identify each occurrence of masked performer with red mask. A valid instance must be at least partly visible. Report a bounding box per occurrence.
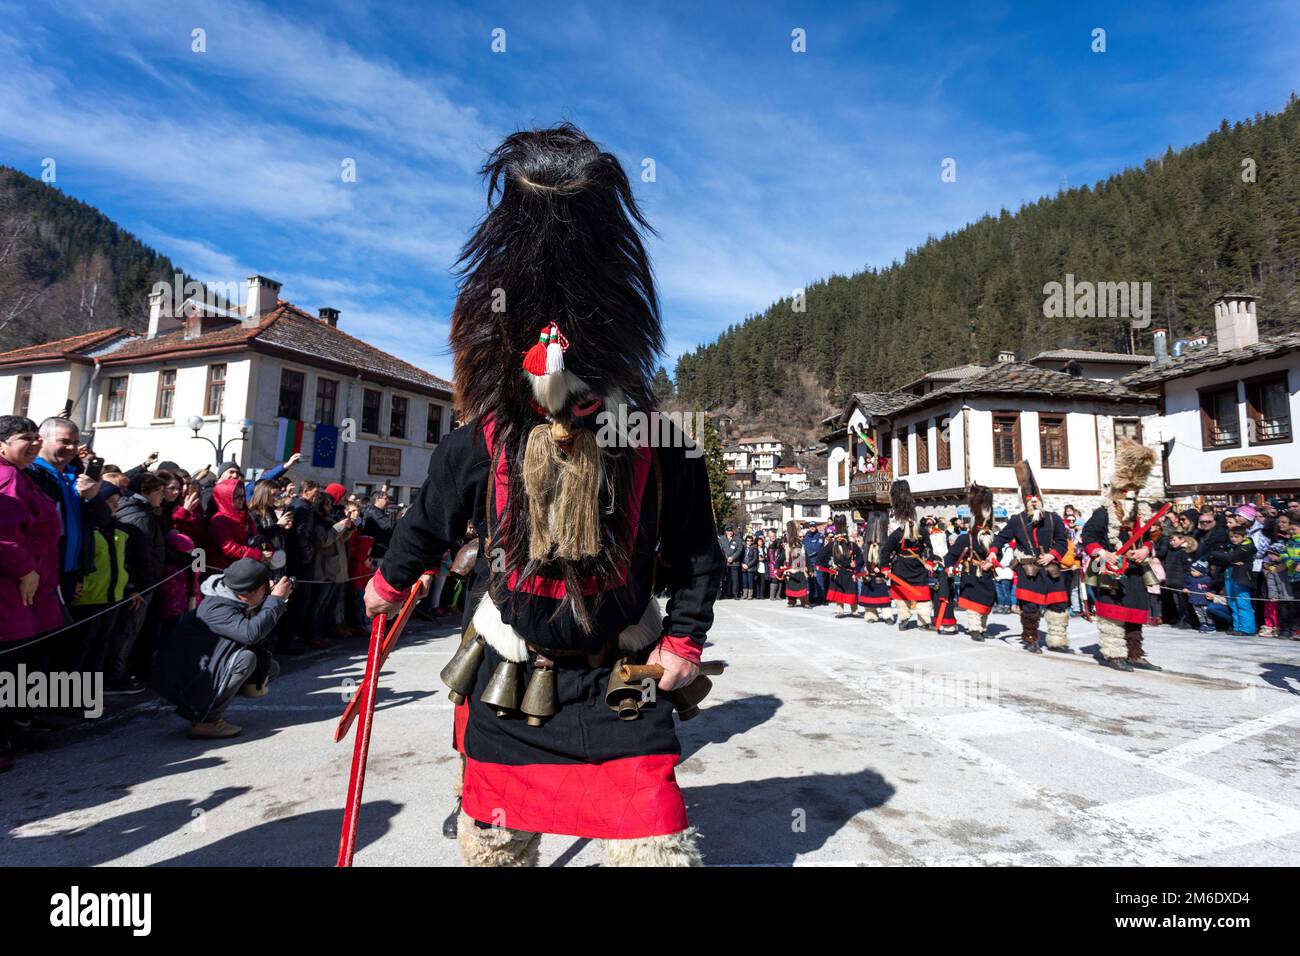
[364,125,723,867]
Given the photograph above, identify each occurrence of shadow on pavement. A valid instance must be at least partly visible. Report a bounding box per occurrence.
[684,767,896,865]
[679,693,781,760]
[156,799,403,866]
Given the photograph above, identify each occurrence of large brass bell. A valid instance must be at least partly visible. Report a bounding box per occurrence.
[439,627,485,705]
[664,676,713,721]
[605,657,646,721]
[520,660,558,727]
[480,659,523,717]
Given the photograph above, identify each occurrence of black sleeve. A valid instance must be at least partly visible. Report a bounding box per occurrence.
[991,519,1015,554]
[380,422,489,592]
[657,445,724,647]
[880,529,899,567]
[1080,507,1109,551]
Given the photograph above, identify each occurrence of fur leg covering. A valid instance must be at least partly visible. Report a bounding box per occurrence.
[1096,616,1128,660]
[962,609,987,635]
[914,602,933,626]
[1125,624,1145,662]
[602,827,702,867]
[862,608,879,623]
[1044,610,1070,649]
[1019,607,1041,647]
[457,811,541,867]
[893,599,912,623]
[453,753,465,797]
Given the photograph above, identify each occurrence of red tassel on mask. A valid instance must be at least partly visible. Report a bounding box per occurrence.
[522,325,552,376]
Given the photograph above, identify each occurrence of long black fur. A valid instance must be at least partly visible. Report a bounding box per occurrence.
[452,124,664,630]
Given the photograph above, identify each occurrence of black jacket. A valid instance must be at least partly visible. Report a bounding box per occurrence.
[379,418,723,654]
[1195,522,1230,582]
[115,493,165,591]
[1207,540,1256,591]
[362,505,397,557]
[152,575,286,722]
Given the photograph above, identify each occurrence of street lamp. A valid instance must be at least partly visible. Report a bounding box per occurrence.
[188,413,252,466]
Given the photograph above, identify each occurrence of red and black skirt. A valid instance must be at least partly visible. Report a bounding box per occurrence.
[784,571,808,598]
[1014,566,1069,610]
[827,568,858,605]
[455,643,687,839]
[1093,568,1150,624]
[857,574,891,606]
[957,571,997,615]
[889,558,931,604]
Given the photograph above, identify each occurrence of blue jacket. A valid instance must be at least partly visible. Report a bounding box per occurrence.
[803,530,824,560]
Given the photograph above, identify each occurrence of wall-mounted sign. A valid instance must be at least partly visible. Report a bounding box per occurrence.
[1220,454,1273,474]
[368,445,402,477]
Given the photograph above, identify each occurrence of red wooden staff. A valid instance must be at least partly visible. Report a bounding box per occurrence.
[334,583,425,868]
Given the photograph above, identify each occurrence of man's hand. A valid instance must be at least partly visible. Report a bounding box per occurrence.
[285,452,302,469]
[18,570,39,606]
[1039,551,1058,565]
[195,464,212,480]
[277,511,294,529]
[77,444,91,462]
[364,576,404,619]
[261,550,276,563]
[76,474,98,500]
[1129,546,1150,564]
[144,451,159,467]
[272,576,294,599]
[646,644,699,692]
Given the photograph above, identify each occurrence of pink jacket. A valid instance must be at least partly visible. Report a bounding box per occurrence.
[0,456,67,641]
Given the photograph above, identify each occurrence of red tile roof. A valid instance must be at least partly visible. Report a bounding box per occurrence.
[97,301,451,396]
[0,327,135,368]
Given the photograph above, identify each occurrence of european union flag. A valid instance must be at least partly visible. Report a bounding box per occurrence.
[313,423,339,468]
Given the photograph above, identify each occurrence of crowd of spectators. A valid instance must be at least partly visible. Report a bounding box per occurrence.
[0,414,429,766]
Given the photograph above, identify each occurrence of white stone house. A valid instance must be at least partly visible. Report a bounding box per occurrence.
[1123,294,1300,504]
[0,275,454,505]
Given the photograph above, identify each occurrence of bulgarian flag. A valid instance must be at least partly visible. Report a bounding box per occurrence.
[855,426,877,458]
[276,417,304,459]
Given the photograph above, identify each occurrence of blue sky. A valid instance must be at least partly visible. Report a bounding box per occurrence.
[1,0,1296,380]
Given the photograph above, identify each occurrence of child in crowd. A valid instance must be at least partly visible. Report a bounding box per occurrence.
[1184,561,1216,633]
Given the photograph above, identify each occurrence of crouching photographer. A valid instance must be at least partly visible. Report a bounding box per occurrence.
[151,558,292,740]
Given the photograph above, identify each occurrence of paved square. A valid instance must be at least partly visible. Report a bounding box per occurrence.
[4,602,1299,866]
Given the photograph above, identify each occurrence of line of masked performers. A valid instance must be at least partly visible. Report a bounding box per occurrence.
[798,444,1166,673]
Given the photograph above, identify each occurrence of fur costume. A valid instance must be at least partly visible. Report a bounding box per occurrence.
[992,462,1069,648]
[370,125,723,865]
[881,481,933,627]
[950,484,997,640]
[1081,439,1163,669]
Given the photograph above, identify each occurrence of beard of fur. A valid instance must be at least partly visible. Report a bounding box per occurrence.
[523,424,603,563]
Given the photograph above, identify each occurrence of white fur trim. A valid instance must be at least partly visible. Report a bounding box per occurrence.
[601,827,702,867]
[471,598,529,663]
[528,369,589,414]
[617,598,663,653]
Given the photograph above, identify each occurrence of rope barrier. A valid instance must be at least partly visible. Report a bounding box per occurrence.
[0,566,381,658]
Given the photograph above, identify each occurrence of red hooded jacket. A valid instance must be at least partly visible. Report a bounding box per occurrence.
[206,478,262,571]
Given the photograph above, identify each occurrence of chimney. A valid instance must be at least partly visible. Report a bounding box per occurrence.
[246,275,282,322]
[1213,293,1258,353]
[997,350,1016,363]
[147,287,183,339]
[1152,328,1170,365]
[318,307,340,328]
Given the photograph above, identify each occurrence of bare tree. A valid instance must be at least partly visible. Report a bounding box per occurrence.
[0,192,43,345]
